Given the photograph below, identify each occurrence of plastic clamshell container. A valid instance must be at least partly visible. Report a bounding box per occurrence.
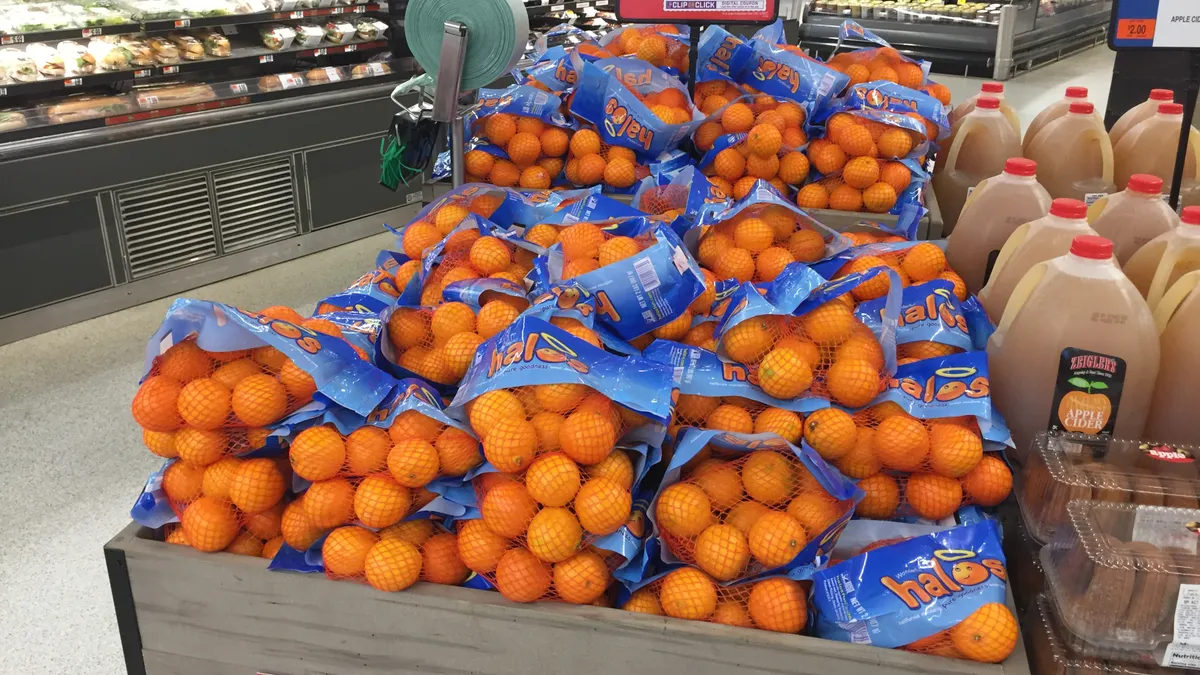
[1017,432,1200,544]
[1041,500,1198,655]
[1009,521,1046,612]
[1026,594,1162,674]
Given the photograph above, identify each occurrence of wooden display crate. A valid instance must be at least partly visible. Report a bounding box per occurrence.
[105,523,1030,675]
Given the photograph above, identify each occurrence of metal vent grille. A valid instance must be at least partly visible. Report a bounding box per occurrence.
[117,175,217,280]
[213,159,299,253]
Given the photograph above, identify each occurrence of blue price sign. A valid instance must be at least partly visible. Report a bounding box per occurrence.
[1111,0,1200,49]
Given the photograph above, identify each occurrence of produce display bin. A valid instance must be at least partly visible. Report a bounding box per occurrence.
[104,523,1032,675]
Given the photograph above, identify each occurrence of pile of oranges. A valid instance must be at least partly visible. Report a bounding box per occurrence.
[319,520,471,592]
[825,47,927,92]
[801,405,1012,522]
[563,128,648,190]
[695,204,831,284]
[799,114,920,214]
[554,221,653,281]
[625,568,812,634]
[718,295,891,408]
[603,25,689,72]
[833,240,968,307]
[655,446,853,580]
[695,94,810,199]
[386,299,521,386]
[462,382,649,604]
[466,113,574,189]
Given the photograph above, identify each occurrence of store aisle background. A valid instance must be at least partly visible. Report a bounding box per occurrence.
[0,46,1115,675]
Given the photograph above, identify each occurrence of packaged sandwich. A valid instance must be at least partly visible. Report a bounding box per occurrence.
[350,61,389,78]
[26,43,66,78]
[354,18,389,41]
[293,23,324,48]
[168,33,206,60]
[59,41,97,75]
[257,72,303,92]
[196,29,231,57]
[0,110,28,133]
[145,37,180,64]
[323,20,354,45]
[44,94,131,124]
[259,24,296,50]
[0,49,38,83]
[304,66,342,84]
[135,83,217,109]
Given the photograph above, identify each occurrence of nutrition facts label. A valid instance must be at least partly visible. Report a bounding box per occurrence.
[1112,0,1200,49]
[1163,585,1200,668]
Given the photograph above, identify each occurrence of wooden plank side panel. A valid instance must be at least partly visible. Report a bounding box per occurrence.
[109,526,1027,675]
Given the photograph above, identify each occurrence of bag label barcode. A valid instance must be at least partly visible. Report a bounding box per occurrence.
[634,257,660,293]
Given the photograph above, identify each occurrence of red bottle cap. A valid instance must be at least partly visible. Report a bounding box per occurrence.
[1128,174,1164,194]
[981,82,1004,93]
[1065,86,1088,98]
[1150,89,1174,101]
[1159,103,1185,115]
[976,96,1001,110]
[1069,101,1095,115]
[1183,206,1200,226]
[1004,158,1037,176]
[1050,198,1088,219]
[1070,235,1114,260]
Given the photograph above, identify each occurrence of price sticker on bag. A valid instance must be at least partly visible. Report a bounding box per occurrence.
[230,82,249,93]
[279,73,303,89]
[324,66,342,81]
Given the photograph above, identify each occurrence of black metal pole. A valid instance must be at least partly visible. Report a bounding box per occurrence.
[1168,52,1200,210]
[687,26,700,100]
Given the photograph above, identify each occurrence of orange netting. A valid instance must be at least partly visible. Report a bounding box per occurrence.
[395,193,508,276]
[159,463,293,557]
[320,520,474,592]
[604,25,690,71]
[385,298,524,386]
[562,129,656,190]
[655,447,854,579]
[830,242,968,307]
[900,602,1020,663]
[458,384,652,603]
[555,221,659,282]
[624,568,811,634]
[716,297,890,408]
[467,113,573,189]
[696,94,811,201]
[695,203,836,284]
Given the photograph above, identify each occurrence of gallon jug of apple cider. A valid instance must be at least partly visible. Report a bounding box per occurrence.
[946,158,1053,294]
[1022,86,1093,155]
[1124,206,1200,309]
[987,235,1160,455]
[1114,103,1200,204]
[978,198,1097,322]
[949,81,1020,136]
[1088,174,1179,264]
[1144,271,1200,446]
[934,97,1023,232]
[1024,101,1115,202]
[1109,88,1174,149]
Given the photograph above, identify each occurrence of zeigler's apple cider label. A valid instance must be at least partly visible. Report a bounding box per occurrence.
[1047,348,1125,437]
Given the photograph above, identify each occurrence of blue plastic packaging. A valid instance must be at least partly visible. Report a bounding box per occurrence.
[856,279,974,353]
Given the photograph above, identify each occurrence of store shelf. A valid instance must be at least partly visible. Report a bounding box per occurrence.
[0,23,142,45]
[140,3,381,33]
[524,0,611,16]
[0,37,388,98]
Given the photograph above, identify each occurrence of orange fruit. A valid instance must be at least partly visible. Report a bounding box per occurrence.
[709,176,734,198]
[837,334,886,371]
[724,501,770,536]
[746,153,779,179]
[691,461,744,509]
[722,317,774,363]
[175,428,227,467]
[800,301,855,345]
[526,452,581,507]
[495,548,552,602]
[929,423,984,478]
[803,408,857,461]
[902,242,947,282]
[480,481,538,538]
[825,114,857,143]
[712,600,754,628]
[810,141,847,177]
[574,477,632,536]
[795,184,830,211]
[390,409,443,442]
[788,491,841,537]
[733,218,774,253]
[869,65,899,84]
[878,161,913,196]
[554,549,611,604]
[486,113,517,146]
[570,129,602,157]
[277,500,320,551]
[748,511,807,567]
[828,185,864,212]
[261,537,283,559]
[784,229,825,264]
[777,101,805,128]
[488,160,521,187]
[457,519,509,573]
[175,378,229,430]
[180,496,240,552]
[388,437,441,487]
[873,415,930,471]
[747,124,783,157]
[756,247,795,282]
[845,63,870,86]
[159,341,212,383]
[699,94,730,116]
[655,482,714,537]
[603,157,637,188]
[906,472,963,520]
[754,408,803,443]
[419,531,469,585]
[211,358,261,391]
[526,507,583,563]
[695,524,751,581]
[506,131,542,167]
[143,429,178,458]
[576,153,607,185]
[952,603,1019,663]
[939,270,968,301]
[590,450,635,491]
[354,473,411,528]
[706,404,754,433]
[742,451,795,505]
[560,411,616,466]
[560,222,605,259]
[695,121,725,152]
[843,156,881,190]
[364,538,423,592]
[380,518,435,546]
[778,152,810,185]
[431,302,478,343]
[674,393,719,425]
[444,332,484,381]
[721,103,755,133]
[540,127,570,156]
[653,310,693,341]
[835,427,882,479]
[748,578,808,633]
[303,477,356,529]
[251,346,287,372]
[597,236,641,267]
[895,62,924,90]
[862,182,898,214]
[624,588,663,615]
[482,417,537,473]
[465,149,495,177]
[713,247,755,283]
[758,348,814,399]
[856,472,901,518]
[434,427,482,477]
[227,458,285,514]
[535,382,587,413]
[518,165,550,189]
[878,128,914,159]
[278,360,316,402]
[289,425,346,481]
[403,221,442,260]
[659,567,718,620]
[762,205,797,240]
[837,125,876,158]
[961,455,1012,506]
[530,411,565,452]
[231,374,288,427]
[162,460,205,503]
[826,358,882,408]
[323,525,379,578]
[713,148,746,182]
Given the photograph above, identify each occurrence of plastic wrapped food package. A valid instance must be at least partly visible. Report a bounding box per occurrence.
[125,0,185,21]
[25,42,65,77]
[350,61,389,79]
[293,23,324,49]
[1025,594,1158,675]
[354,18,388,41]
[196,29,231,57]
[168,33,205,60]
[88,39,133,71]
[259,23,296,50]
[0,110,28,132]
[1018,432,1200,545]
[145,36,180,64]
[179,0,234,17]
[1041,499,1199,658]
[43,93,131,123]
[303,66,344,84]
[135,83,217,109]
[323,20,354,45]
[257,72,304,92]
[118,37,156,66]
[0,48,37,82]
[58,40,97,75]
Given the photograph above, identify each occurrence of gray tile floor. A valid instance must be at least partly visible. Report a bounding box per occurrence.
[0,46,1119,675]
